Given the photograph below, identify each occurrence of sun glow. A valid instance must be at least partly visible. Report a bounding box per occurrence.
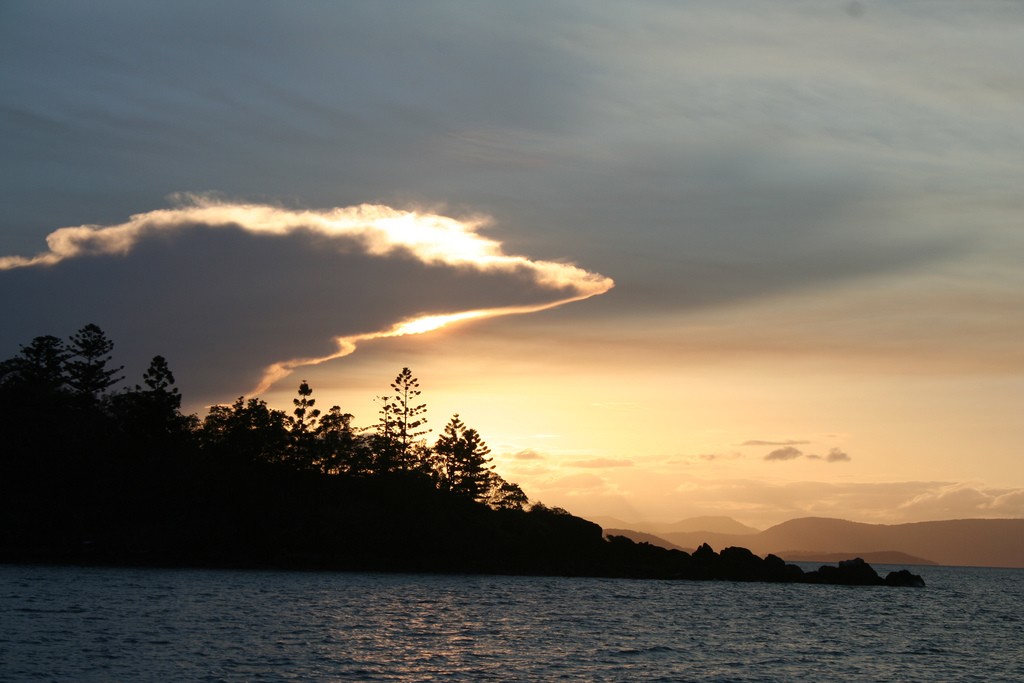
[250,287,608,394]
[391,311,491,336]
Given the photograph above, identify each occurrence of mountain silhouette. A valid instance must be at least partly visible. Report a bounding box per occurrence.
[606,517,1024,568]
[591,515,759,536]
[657,516,760,535]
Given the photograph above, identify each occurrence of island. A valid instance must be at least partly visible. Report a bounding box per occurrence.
[0,325,923,587]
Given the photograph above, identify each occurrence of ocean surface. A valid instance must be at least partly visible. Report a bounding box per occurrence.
[1,563,1021,682]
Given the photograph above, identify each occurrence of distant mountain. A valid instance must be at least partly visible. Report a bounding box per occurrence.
[655,531,751,554]
[592,515,759,537]
[636,517,1024,568]
[603,529,686,551]
[778,550,937,566]
[656,516,760,535]
[589,515,642,531]
[758,517,1024,568]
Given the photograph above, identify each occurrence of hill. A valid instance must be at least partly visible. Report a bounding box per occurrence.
[759,517,1024,568]
[657,516,759,535]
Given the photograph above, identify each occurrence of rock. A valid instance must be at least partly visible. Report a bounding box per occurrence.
[763,553,805,582]
[884,569,926,587]
[803,557,884,585]
[718,545,765,581]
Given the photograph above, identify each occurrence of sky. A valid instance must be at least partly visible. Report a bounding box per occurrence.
[2,0,1023,529]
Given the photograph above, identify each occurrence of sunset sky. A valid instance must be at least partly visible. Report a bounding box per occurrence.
[3,1,1023,529]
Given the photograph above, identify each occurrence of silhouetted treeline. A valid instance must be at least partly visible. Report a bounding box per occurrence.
[0,325,923,585]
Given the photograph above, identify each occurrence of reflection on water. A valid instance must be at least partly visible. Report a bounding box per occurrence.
[1,565,1022,682]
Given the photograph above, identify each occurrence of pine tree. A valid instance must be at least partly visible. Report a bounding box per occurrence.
[141,355,181,412]
[287,380,321,469]
[374,368,429,471]
[110,355,187,441]
[289,380,320,435]
[0,335,70,396]
[65,324,123,400]
[391,367,428,453]
[434,414,494,501]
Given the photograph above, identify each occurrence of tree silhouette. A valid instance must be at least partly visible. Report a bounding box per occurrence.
[290,380,320,434]
[391,367,429,453]
[434,414,495,501]
[486,475,529,511]
[0,335,70,397]
[65,324,123,400]
[0,331,577,578]
[374,368,430,472]
[142,356,180,404]
[285,380,321,470]
[200,396,290,466]
[109,355,190,444]
[317,404,370,475]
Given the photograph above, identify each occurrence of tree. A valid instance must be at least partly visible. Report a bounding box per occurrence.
[374,368,430,471]
[371,395,401,473]
[0,336,76,474]
[433,414,494,501]
[109,355,191,444]
[317,405,372,475]
[285,380,321,470]
[486,475,529,511]
[391,367,429,452]
[141,355,182,410]
[65,324,123,400]
[289,380,320,435]
[200,396,290,466]
[0,335,70,396]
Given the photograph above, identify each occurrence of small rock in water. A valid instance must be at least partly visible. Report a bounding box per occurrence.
[884,569,926,587]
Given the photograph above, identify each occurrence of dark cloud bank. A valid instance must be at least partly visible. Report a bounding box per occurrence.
[0,204,610,403]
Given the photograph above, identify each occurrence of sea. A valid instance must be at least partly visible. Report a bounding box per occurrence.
[1,563,1021,682]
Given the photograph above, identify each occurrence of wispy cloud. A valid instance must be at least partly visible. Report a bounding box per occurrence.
[766,446,851,463]
[568,458,634,469]
[742,439,811,447]
[698,452,744,462]
[807,448,852,463]
[898,483,1024,519]
[764,446,804,461]
[511,449,546,461]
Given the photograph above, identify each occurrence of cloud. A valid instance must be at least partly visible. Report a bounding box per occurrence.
[767,446,851,463]
[699,452,744,462]
[897,484,1024,520]
[764,446,804,461]
[0,196,612,402]
[825,448,851,463]
[511,449,546,461]
[568,458,633,469]
[742,439,810,447]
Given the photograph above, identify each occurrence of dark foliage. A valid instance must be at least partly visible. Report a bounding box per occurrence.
[0,326,923,586]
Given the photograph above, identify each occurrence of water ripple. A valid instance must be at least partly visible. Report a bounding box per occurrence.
[0,565,1022,681]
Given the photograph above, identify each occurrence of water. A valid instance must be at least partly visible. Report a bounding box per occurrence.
[1,564,1021,682]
